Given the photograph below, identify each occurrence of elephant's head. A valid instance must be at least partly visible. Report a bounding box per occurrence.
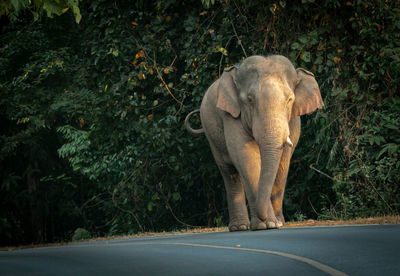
[216,55,323,222]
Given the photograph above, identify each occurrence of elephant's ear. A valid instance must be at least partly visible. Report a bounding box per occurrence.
[292,68,324,118]
[216,67,240,118]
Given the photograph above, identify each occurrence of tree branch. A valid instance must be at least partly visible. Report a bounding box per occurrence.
[309,164,342,183]
[153,60,182,105]
[111,189,144,232]
[231,21,247,58]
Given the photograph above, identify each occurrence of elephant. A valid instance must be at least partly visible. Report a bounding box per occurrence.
[185,55,323,231]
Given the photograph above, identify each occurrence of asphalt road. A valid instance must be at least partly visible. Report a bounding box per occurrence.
[1,224,399,276]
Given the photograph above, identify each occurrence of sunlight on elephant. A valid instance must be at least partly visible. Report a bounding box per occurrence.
[185,55,323,231]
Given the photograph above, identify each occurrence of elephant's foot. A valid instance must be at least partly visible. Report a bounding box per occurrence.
[275,211,285,228]
[266,218,281,229]
[265,205,281,229]
[250,216,282,230]
[250,217,266,231]
[228,219,250,232]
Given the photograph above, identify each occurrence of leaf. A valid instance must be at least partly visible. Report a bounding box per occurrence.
[298,35,308,44]
[11,0,24,13]
[217,46,228,56]
[147,202,153,211]
[43,1,64,18]
[376,145,389,159]
[72,5,82,24]
[384,124,398,130]
[302,51,311,62]
[291,42,301,50]
[315,55,323,65]
[172,192,180,201]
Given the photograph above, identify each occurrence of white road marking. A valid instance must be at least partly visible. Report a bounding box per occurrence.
[167,242,349,276]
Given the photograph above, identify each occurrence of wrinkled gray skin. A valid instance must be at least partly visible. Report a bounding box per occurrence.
[185,55,323,231]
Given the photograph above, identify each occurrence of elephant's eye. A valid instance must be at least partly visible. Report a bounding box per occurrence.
[247,94,254,103]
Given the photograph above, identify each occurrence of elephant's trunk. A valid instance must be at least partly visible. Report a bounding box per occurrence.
[256,146,283,221]
[253,117,287,222]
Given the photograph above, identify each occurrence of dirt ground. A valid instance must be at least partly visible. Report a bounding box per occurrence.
[284,215,400,227]
[2,216,399,251]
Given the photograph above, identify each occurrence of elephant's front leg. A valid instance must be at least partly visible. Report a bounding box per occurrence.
[223,127,267,230]
[229,138,284,230]
[231,141,269,231]
[218,164,250,231]
[271,147,292,227]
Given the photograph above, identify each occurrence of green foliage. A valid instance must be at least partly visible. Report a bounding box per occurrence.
[330,98,400,218]
[1,0,399,246]
[1,0,81,23]
[72,227,91,241]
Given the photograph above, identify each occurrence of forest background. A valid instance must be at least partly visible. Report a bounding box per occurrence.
[1,0,399,246]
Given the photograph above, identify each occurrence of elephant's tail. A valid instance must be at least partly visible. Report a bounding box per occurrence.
[184,109,204,135]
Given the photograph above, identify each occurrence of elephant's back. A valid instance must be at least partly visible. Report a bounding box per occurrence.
[201,79,219,108]
[199,79,232,164]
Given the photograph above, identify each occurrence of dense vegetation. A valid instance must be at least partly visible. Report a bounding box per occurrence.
[1,0,399,246]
